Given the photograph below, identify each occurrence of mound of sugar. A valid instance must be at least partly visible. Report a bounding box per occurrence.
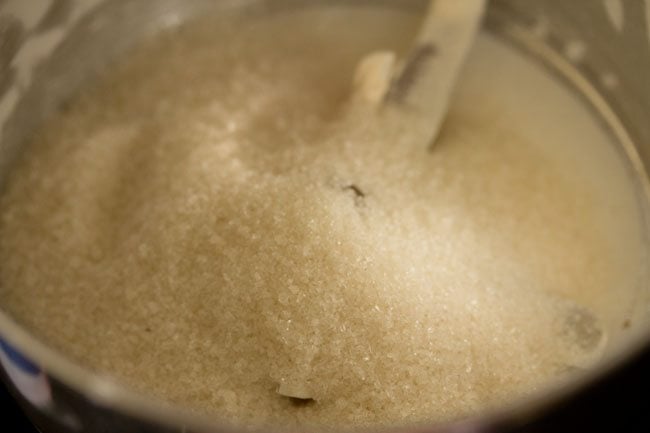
[0,7,629,429]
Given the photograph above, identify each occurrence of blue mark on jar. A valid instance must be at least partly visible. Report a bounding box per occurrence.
[0,338,41,375]
[0,337,52,408]
[0,337,83,430]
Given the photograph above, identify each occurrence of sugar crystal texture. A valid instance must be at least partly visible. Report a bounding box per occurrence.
[0,6,644,430]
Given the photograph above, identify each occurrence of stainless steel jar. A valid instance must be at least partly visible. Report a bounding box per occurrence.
[1,1,649,432]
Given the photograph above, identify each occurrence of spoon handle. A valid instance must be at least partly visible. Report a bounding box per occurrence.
[387,0,487,147]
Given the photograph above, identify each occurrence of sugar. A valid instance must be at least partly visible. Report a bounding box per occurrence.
[0,5,644,431]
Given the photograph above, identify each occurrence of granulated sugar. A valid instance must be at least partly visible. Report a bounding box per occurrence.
[0,6,643,430]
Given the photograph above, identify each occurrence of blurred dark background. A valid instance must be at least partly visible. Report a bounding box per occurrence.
[1,382,41,432]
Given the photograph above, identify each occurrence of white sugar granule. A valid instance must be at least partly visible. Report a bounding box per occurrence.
[0,7,643,430]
